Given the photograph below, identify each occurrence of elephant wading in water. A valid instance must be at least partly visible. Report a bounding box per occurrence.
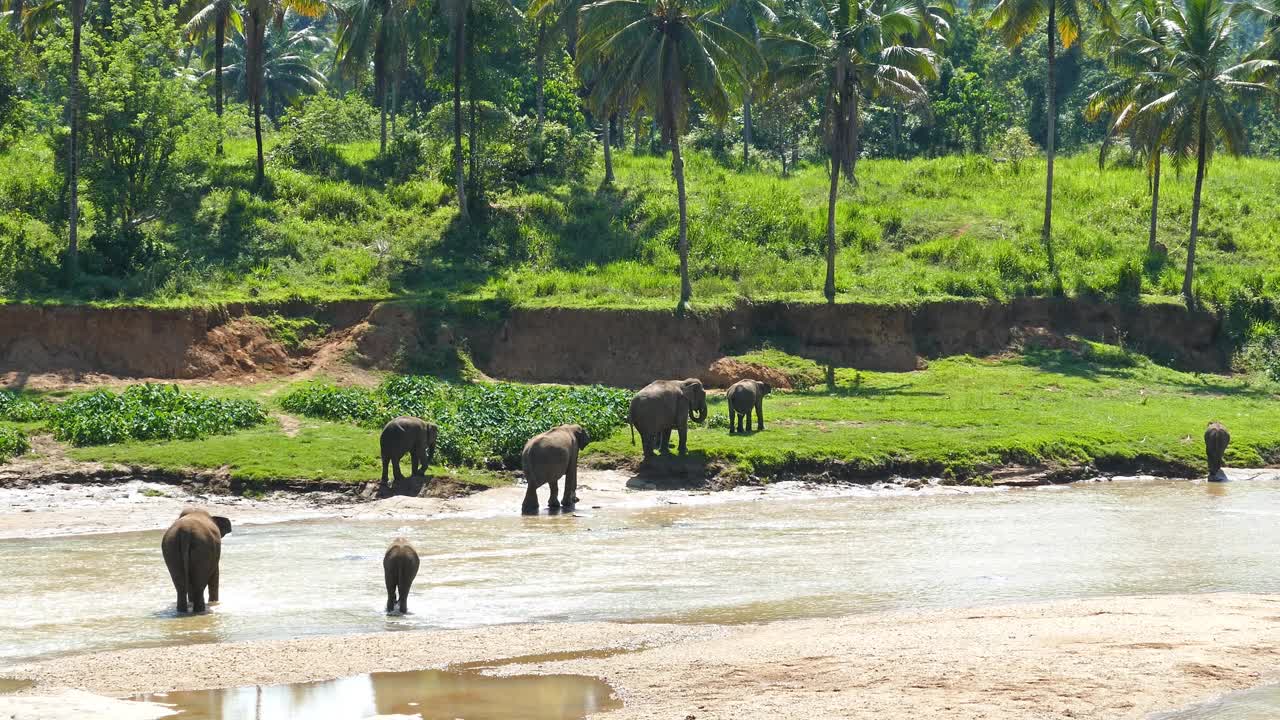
[381,417,438,487]
[383,538,420,614]
[629,379,708,458]
[726,379,771,434]
[161,508,232,613]
[521,424,590,514]
[1205,421,1230,481]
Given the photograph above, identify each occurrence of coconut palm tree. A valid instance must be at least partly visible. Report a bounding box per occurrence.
[217,19,330,119]
[578,0,764,310]
[334,0,425,154]
[242,0,326,188]
[4,0,85,275]
[764,0,939,304]
[1085,0,1173,254]
[1139,0,1275,302]
[181,0,241,155]
[432,0,472,216]
[527,0,589,129]
[719,0,777,163]
[976,0,1114,267]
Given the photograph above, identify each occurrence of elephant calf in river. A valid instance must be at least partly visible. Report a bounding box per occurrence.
[521,424,590,514]
[1205,421,1230,481]
[381,417,438,486]
[727,379,771,434]
[629,379,708,458]
[383,538,420,614]
[161,508,232,613]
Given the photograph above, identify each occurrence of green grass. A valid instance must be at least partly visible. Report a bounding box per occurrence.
[6,134,1280,312]
[589,344,1280,478]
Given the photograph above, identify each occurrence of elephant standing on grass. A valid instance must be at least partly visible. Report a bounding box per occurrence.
[727,379,771,434]
[521,424,590,514]
[1205,421,1230,481]
[381,417,438,486]
[629,379,708,458]
[383,538,420,614]
[161,508,232,614]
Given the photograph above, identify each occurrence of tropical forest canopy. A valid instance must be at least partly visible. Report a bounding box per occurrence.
[3,0,1280,320]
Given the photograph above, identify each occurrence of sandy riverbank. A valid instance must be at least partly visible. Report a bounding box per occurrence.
[4,593,1279,719]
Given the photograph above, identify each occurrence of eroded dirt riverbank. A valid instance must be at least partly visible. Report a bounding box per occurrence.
[5,593,1280,719]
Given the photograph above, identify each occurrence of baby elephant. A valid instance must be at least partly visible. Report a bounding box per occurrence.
[1205,421,1230,481]
[727,379,771,434]
[161,508,232,613]
[521,424,590,514]
[380,416,438,486]
[383,538,420,614]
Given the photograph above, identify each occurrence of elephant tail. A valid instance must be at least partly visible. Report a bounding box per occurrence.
[629,415,635,446]
[178,530,191,598]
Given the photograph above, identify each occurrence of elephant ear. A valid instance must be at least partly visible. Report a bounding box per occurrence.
[212,516,232,538]
[574,425,591,449]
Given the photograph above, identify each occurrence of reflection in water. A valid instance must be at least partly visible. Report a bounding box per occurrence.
[9,477,1280,662]
[1152,684,1280,719]
[133,670,619,720]
[0,678,34,694]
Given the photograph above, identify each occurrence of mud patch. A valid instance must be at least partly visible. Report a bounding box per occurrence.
[701,357,792,390]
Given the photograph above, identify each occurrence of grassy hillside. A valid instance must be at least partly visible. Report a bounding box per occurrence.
[4,135,1280,311]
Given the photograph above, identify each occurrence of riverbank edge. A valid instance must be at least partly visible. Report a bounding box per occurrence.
[4,593,1280,720]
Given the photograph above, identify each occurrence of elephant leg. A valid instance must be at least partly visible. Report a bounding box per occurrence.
[381,456,390,486]
[728,408,736,434]
[563,458,578,509]
[548,479,561,508]
[386,576,398,613]
[642,432,656,458]
[208,563,220,604]
[659,430,672,455]
[756,400,764,431]
[190,580,208,613]
[399,576,413,614]
[175,587,189,614]
[392,455,406,483]
[677,418,689,456]
[522,484,540,514]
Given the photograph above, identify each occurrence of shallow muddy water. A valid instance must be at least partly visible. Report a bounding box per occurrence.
[5,476,1280,664]
[1153,684,1280,718]
[133,670,619,720]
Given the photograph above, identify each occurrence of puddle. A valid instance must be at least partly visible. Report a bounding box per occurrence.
[1152,684,1280,719]
[0,678,34,694]
[9,476,1280,662]
[132,670,619,719]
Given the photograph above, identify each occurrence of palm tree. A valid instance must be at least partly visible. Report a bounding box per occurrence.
[1140,0,1275,301]
[765,0,939,304]
[578,0,764,310]
[242,0,326,187]
[218,20,330,119]
[1085,0,1172,255]
[976,0,1114,267]
[4,0,85,276]
[720,0,776,163]
[182,0,241,156]
[334,0,423,154]
[528,0,588,128]
[433,0,472,216]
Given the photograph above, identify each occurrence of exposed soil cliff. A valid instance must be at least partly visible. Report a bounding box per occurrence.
[0,298,1226,387]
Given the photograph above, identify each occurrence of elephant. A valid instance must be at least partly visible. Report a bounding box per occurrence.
[629,379,708,458]
[1205,421,1230,480]
[726,379,771,434]
[161,508,232,614]
[380,417,438,486]
[383,538,420,614]
[521,424,590,514]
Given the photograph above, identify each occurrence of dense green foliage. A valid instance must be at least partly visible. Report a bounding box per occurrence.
[0,427,29,462]
[281,377,631,465]
[46,384,268,446]
[0,390,52,422]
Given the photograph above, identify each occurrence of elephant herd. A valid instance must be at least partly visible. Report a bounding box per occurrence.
[159,376,1230,616]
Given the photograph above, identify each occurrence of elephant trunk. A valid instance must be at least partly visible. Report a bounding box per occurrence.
[690,404,707,423]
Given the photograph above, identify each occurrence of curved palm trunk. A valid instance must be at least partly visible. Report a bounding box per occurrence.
[248,8,266,189]
[375,34,387,155]
[1148,149,1161,254]
[673,132,691,307]
[214,11,225,156]
[1042,2,1056,270]
[452,7,467,217]
[742,91,752,163]
[603,117,614,183]
[535,19,546,131]
[1183,103,1208,303]
[65,0,82,277]
[824,146,840,304]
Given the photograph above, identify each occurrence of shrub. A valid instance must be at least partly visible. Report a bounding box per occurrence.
[271,94,377,173]
[990,126,1038,173]
[0,390,52,422]
[48,384,268,446]
[280,377,632,466]
[0,427,27,462]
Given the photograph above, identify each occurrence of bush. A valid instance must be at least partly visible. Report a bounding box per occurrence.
[0,427,27,462]
[280,377,632,466]
[271,94,377,174]
[48,384,268,446]
[0,390,52,422]
[990,126,1039,173]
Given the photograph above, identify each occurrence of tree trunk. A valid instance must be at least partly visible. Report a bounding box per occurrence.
[535,19,546,131]
[1148,149,1161,254]
[379,84,388,155]
[248,8,266,189]
[742,92,752,164]
[1042,3,1057,269]
[214,11,225,156]
[634,111,643,154]
[824,141,840,305]
[603,118,614,183]
[452,7,468,217]
[376,34,387,155]
[468,80,477,189]
[65,0,82,277]
[673,132,691,308]
[390,65,400,141]
[1183,103,1209,303]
